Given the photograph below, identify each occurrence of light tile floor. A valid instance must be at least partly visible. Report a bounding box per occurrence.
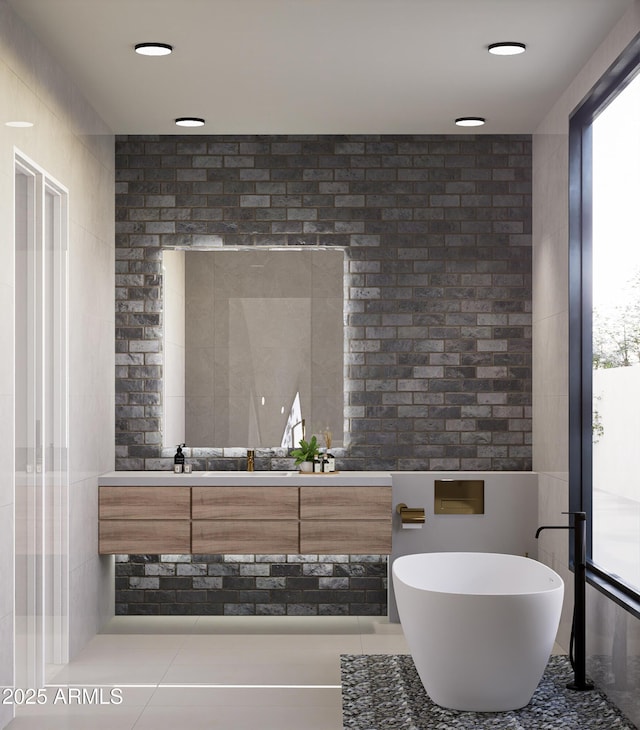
[6,616,410,730]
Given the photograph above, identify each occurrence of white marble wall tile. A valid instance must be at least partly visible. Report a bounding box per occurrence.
[532,232,569,323]
[0,397,11,509]
[532,395,568,475]
[68,477,99,573]
[0,284,12,399]
[537,472,569,523]
[68,555,114,660]
[535,473,572,646]
[533,312,568,397]
[0,612,13,729]
[0,506,12,620]
[68,220,114,477]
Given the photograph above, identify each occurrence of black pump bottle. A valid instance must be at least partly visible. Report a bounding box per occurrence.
[174,444,185,472]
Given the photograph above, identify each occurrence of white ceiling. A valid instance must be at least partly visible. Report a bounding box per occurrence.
[7,0,635,135]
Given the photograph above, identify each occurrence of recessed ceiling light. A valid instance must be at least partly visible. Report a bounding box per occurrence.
[134,42,173,56]
[5,120,34,127]
[455,117,486,127]
[488,42,526,56]
[175,117,205,128]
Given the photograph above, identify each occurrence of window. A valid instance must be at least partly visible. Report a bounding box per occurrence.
[569,35,640,615]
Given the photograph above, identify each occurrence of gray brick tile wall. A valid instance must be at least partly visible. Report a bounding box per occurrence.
[116,554,387,617]
[115,133,531,472]
[114,133,531,615]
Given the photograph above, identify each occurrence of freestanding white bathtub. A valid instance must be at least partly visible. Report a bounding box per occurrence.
[392,552,564,712]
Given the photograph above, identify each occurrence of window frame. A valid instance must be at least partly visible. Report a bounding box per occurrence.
[568,32,640,619]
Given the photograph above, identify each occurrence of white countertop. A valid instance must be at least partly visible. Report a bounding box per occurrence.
[98,470,393,487]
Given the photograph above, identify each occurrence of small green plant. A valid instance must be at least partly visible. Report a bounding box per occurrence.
[290,435,319,465]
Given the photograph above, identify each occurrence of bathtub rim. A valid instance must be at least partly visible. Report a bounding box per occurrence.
[392,551,564,598]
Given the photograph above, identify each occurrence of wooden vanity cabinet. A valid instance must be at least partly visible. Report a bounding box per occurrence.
[191,486,299,553]
[98,486,191,554]
[99,483,392,555]
[299,486,392,553]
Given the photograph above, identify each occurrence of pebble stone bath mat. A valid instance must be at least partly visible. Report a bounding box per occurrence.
[341,654,637,730]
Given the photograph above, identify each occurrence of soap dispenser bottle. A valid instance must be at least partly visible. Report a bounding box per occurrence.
[174,444,185,473]
[322,428,335,472]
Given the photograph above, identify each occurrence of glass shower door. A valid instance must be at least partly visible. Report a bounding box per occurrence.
[14,154,68,689]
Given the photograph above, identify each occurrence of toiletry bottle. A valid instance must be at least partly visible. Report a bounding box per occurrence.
[322,428,335,472]
[174,444,185,473]
[325,450,335,472]
[313,454,322,473]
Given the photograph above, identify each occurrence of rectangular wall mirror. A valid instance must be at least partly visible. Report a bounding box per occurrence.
[163,248,344,449]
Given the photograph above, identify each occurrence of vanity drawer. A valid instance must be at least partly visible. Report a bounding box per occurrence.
[192,520,299,554]
[192,486,298,520]
[99,519,191,554]
[299,486,391,553]
[300,520,391,553]
[99,486,191,520]
[300,486,391,520]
